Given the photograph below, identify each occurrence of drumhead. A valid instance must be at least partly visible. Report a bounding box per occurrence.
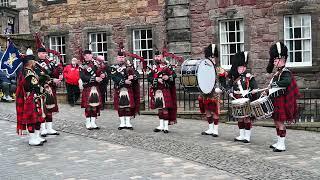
[231,98,250,105]
[197,59,215,94]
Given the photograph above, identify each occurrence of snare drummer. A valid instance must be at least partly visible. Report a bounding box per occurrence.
[263,42,300,152]
[198,44,227,137]
[228,51,259,143]
[148,49,177,133]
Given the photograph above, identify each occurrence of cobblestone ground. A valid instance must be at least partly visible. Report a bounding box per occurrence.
[0,120,240,180]
[1,102,320,179]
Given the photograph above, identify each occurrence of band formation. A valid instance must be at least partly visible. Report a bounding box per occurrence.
[15,41,300,153]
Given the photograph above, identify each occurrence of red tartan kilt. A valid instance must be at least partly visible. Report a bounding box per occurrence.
[114,87,135,110]
[198,97,219,115]
[272,96,290,122]
[81,86,102,108]
[21,95,45,125]
[45,85,59,113]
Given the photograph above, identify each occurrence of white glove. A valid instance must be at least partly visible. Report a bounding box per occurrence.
[214,87,222,94]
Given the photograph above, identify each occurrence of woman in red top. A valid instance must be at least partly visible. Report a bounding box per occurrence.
[63,58,80,106]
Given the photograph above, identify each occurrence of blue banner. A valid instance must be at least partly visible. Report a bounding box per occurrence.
[0,42,22,77]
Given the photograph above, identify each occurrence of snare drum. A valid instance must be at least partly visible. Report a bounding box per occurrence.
[250,96,274,119]
[181,59,216,94]
[231,98,251,118]
[269,88,286,98]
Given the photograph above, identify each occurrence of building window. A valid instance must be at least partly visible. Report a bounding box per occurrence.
[219,20,244,69]
[0,0,9,7]
[284,14,312,67]
[49,36,66,64]
[132,29,153,72]
[88,32,108,61]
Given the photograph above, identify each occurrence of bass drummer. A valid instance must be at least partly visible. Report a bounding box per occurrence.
[228,51,259,143]
[198,44,228,137]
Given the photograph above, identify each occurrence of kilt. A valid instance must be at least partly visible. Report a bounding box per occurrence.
[45,84,58,113]
[21,94,45,125]
[81,85,102,108]
[150,88,173,109]
[198,95,220,115]
[114,86,135,110]
[272,95,293,122]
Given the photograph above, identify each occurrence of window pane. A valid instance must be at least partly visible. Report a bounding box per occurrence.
[91,34,96,43]
[302,15,311,26]
[148,50,153,59]
[147,40,152,49]
[230,44,236,54]
[134,30,140,40]
[51,37,56,46]
[229,21,235,31]
[289,52,294,62]
[222,55,228,66]
[57,37,61,45]
[303,51,311,62]
[294,16,301,27]
[236,21,240,30]
[91,44,97,52]
[134,40,140,50]
[62,46,65,54]
[103,44,107,51]
[236,32,240,42]
[294,28,301,38]
[302,27,310,38]
[98,43,102,52]
[147,30,152,38]
[97,34,102,42]
[220,22,226,32]
[141,40,146,49]
[220,32,227,43]
[303,40,311,51]
[294,40,301,50]
[141,30,146,39]
[284,28,290,39]
[142,50,147,59]
[103,33,107,41]
[295,51,302,62]
[62,37,65,44]
[229,32,235,42]
[284,16,291,28]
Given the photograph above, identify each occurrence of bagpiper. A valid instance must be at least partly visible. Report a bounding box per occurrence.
[148,49,177,133]
[228,51,259,143]
[79,50,103,130]
[16,54,46,146]
[198,44,227,137]
[265,42,300,152]
[110,50,140,130]
[35,47,61,137]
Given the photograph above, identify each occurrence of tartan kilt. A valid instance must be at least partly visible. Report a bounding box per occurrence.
[81,86,102,108]
[198,95,219,115]
[45,84,58,113]
[114,87,135,110]
[150,88,173,109]
[272,96,290,122]
[21,94,45,125]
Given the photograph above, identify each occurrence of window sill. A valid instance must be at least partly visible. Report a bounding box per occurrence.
[289,66,320,73]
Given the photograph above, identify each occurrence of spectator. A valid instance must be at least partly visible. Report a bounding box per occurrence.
[63,58,80,106]
[0,70,16,101]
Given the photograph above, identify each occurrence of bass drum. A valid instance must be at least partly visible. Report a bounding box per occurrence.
[180,59,216,94]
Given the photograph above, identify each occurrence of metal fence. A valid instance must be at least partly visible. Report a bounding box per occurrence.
[57,76,320,122]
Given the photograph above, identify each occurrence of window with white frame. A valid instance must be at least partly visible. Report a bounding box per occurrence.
[219,20,244,69]
[49,36,66,64]
[0,0,9,7]
[89,32,108,61]
[132,29,153,72]
[284,14,312,67]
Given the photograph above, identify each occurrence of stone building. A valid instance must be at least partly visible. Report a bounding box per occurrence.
[28,0,320,91]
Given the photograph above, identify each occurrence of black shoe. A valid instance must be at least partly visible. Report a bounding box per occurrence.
[212,134,219,137]
[127,127,134,130]
[234,138,244,142]
[243,140,250,143]
[269,145,276,149]
[47,132,60,135]
[163,130,169,133]
[273,148,286,152]
[118,127,125,130]
[153,128,162,132]
[93,127,100,130]
[40,134,47,137]
[41,139,47,143]
[201,132,213,135]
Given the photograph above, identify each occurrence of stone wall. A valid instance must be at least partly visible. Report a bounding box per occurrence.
[189,0,320,90]
[28,0,166,64]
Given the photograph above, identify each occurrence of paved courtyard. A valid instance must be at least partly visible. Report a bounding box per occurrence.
[0,102,320,179]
